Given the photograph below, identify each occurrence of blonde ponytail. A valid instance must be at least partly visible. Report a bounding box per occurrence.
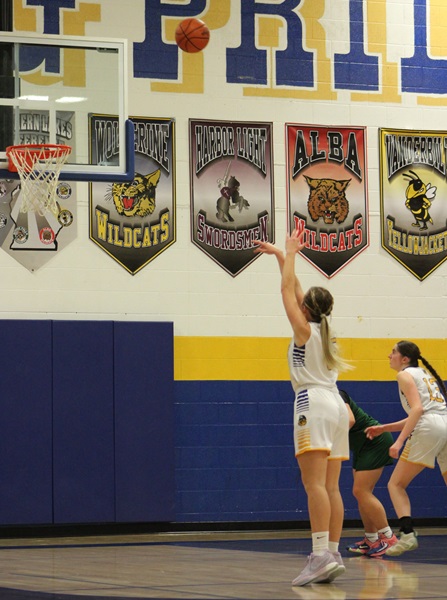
[303,287,352,373]
[320,315,352,373]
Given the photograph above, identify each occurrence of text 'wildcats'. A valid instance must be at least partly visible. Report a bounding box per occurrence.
[95,209,170,249]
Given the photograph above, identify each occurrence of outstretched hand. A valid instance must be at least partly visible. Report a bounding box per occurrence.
[364,425,381,440]
[285,228,306,254]
[253,240,281,255]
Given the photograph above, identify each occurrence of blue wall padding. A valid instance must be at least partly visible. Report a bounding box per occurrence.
[114,321,175,521]
[0,320,53,524]
[1,321,445,527]
[0,320,175,526]
[174,380,447,522]
[52,321,115,523]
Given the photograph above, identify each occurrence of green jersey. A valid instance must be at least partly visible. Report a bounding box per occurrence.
[339,390,394,471]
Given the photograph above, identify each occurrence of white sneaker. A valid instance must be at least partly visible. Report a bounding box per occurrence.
[319,551,346,582]
[385,531,418,556]
[292,550,339,586]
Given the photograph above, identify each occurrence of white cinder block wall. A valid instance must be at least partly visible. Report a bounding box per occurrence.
[1,1,444,342]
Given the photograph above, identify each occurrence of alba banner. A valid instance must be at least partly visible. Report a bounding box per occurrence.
[286,124,369,278]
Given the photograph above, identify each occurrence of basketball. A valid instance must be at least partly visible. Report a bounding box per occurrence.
[175,18,210,53]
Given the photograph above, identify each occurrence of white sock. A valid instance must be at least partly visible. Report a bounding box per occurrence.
[312,531,329,556]
[328,541,339,553]
[365,531,379,543]
[378,526,393,539]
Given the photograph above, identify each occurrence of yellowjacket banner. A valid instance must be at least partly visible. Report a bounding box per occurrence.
[379,128,447,280]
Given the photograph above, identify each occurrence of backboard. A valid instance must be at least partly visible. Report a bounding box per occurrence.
[0,32,134,182]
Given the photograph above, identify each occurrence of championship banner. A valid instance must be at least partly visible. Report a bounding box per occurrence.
[18,109,75,149]
[379,128,447,280]
[190,119,274,277]
[286,124,368,278]
[89,115,176,275]
[0,109,77,272]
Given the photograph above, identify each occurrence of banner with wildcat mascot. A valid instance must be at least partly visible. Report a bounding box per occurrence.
[89,115,176,275]
[286,124,368,278]
[190,119,274,277]
[379,128,447,280]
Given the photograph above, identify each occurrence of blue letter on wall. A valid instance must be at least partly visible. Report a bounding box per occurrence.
[133,0,207,80]
[19,0,76,73]
[334,0,379,91]
[227,0,314,87]
[401,0,447,94]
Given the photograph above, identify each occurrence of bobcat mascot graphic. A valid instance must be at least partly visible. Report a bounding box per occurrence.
[304,176,350,224]
[107,169,161,217]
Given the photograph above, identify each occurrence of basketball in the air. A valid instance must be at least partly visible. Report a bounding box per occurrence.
[175,18,210,53]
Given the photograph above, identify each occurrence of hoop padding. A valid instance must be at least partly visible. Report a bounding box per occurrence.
[6,144,72,216]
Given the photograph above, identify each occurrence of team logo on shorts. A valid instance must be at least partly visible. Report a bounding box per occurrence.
[298,415,307,426]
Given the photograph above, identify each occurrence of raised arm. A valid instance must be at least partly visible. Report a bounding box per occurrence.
[254,238,305,306]
[281,230,310,346]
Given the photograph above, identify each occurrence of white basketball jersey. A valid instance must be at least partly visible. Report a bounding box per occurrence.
[287,322,338,393]
[399,366,446,415]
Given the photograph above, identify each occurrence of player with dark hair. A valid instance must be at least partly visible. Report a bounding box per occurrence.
[339,390,398,557]
[365,340,447,556]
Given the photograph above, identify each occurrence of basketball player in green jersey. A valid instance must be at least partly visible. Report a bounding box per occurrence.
[340,390,398,557]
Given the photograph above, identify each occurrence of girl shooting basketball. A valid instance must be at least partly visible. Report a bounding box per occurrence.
[254,229,350,586]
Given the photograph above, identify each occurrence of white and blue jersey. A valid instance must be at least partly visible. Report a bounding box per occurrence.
[287,322,348,459]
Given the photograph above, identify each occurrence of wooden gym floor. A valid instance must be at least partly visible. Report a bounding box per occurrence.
[0,527,445,599]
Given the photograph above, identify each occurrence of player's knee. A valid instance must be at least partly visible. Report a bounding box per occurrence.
[387,478,400,494]
[352,484,368,501]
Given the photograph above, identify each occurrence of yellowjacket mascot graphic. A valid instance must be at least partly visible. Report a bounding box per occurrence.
[403,170,436,231]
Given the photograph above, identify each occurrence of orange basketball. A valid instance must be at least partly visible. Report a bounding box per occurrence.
[175,18,210,53]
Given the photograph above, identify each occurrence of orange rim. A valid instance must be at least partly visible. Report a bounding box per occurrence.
[6,144,72,172]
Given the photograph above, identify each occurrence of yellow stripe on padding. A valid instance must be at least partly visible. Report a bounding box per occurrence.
[174,337,447,382]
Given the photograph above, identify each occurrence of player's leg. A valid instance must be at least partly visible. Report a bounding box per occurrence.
[352,467,397,556]
[292,451,339,586]
[353,467,387,530]
[387,459,423,518]
[385,459,424,556]
[326,458,344,543]
[324,458,347,579]
[298,450,331,533]
[436,421,447,487]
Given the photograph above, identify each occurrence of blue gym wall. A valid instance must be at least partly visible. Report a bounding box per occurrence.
[0,320,175,526]
[174,379,447,524]
[0,323,446,527]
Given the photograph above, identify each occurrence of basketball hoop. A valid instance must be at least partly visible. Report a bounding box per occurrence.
[6,144,72,216]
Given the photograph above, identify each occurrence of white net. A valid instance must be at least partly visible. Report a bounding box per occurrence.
[6,145,72,216]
